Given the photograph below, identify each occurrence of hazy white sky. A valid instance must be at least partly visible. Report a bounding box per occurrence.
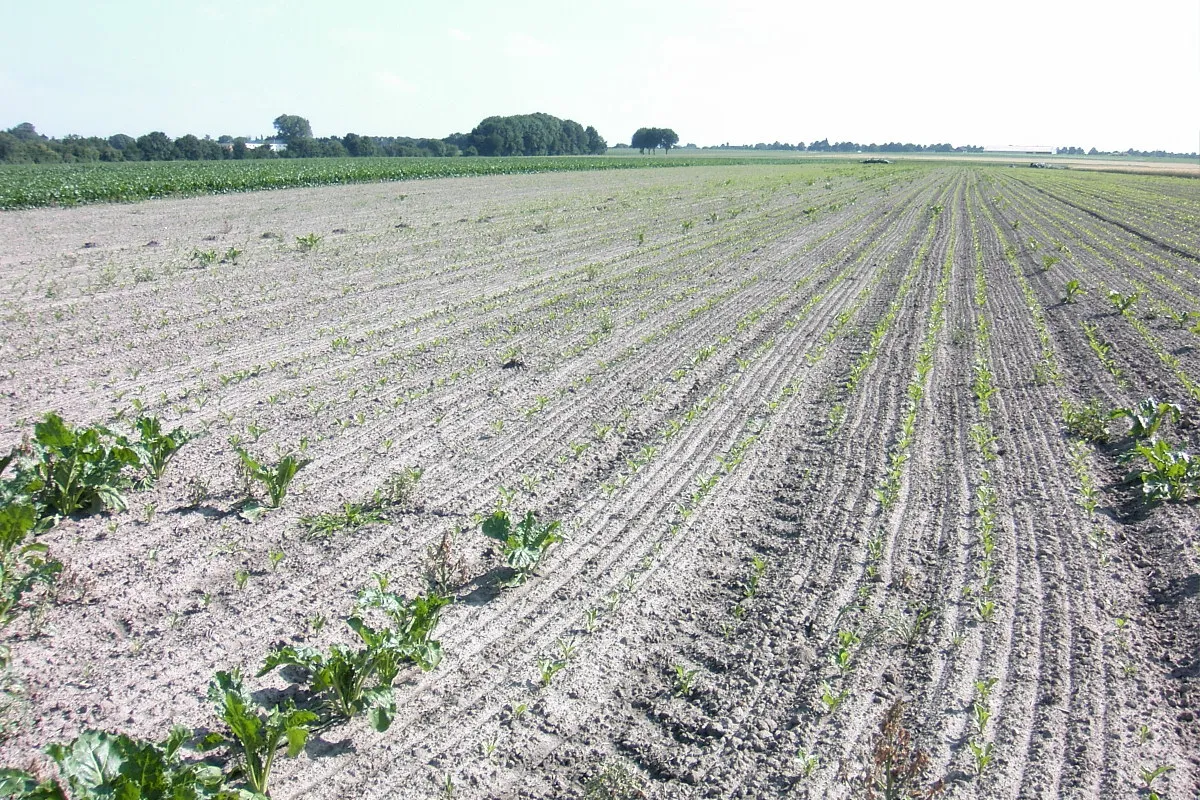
[2,0,1197,152]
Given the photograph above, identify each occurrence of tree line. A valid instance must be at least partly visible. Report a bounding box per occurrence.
[0,112,608,164]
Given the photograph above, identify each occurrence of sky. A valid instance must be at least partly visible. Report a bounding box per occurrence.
[2,0,1197,153]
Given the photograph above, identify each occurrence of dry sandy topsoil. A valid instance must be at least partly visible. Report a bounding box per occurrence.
[0,163,1198,799]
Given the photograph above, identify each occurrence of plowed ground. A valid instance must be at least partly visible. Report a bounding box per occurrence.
[1,163,1197,799]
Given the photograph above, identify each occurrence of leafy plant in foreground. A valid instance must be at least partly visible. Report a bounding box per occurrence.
[259,580,447,731]
[8,413,140,516]
[481,508,563,587]
[41,727,225,800]
[0,502,62,632]
[1132,439,1200,502]
[0,769,63,799]
[1109,397,1181,440]
[202,670,315,796]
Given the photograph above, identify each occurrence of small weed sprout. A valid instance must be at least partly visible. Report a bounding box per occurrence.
[296,233,322,251]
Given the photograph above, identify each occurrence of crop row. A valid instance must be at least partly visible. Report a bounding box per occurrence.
[0,156,913,210]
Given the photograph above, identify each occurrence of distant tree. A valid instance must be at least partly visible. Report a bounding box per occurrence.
[107,133,141,160]
[631,127,678,154]
[174,134,204,160]
[272,114,313,145]
[315,137,348,158]
[199,138,225,160]
[7,123,41,141]
[343,132,379,157]
[232,138,248,159]
[468,113,602,156]
[584,125,607,154]
[285,136,317,158]
[136,131,177,161]
[1087,147,1099,155]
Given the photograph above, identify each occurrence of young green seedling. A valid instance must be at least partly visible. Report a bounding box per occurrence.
[672,664,699,697]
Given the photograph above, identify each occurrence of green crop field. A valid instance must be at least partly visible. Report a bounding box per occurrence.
[0,155,816,209]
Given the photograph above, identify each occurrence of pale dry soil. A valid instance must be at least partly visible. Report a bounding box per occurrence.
[0,164,1197,799]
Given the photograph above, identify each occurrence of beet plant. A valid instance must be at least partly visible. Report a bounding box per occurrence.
[49,727,224,799]
[202,670,316,796]
[130,415,195,486]
[1132,439,1200,501]
[1110,397,1180,440]
[482,508,563,587]
[8,413,140,517]
[0,502,62,633]
[260,581,448,731]
[236,448,311,520]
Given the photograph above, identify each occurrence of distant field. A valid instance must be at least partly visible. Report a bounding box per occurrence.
[0,154,807,209]
[3,151,1193,210]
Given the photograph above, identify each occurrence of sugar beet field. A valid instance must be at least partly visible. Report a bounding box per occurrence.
[1,162,1198,799]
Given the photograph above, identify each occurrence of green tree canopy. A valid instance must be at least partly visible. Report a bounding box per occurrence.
[136,131,177,161]
[630,127,679,154]
[272,114,313,144]
[468,113,605,156]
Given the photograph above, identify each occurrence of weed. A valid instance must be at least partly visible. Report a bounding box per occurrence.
[583,758,646,800]
[1061,398,1109,442]
[423,527,466,596]
[296,233,322,251]
[301,503,386,538]
[850,699,944,798]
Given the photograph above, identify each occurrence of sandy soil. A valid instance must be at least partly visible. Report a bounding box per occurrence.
[0,163,1197,799]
